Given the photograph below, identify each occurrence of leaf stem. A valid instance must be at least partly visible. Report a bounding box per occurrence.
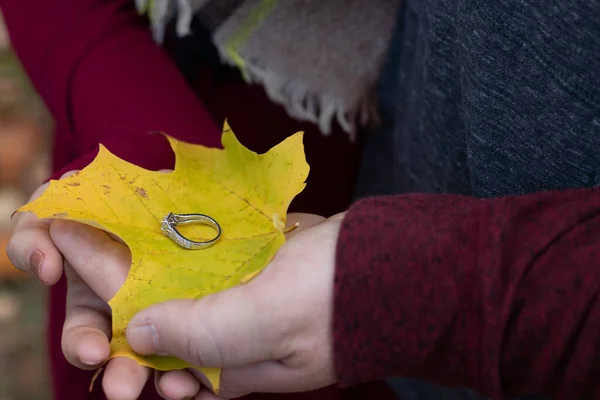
[283,222,300,234]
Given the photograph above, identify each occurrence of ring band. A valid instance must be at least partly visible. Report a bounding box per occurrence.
[161,213,222,250]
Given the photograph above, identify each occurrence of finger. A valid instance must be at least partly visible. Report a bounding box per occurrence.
[62,261,112,368]
[127,287,289,368]
[56,219,132,367]
[61,307,111,368]
[6,170,79,284]
[102,357,151,400]
[208,361,330,398]
[156,369,200,399]
[328,212,346,221]
[6,183,62,284]
[153,371,165,399]
[195,387,228,400]
[63,270,151,398]
[191,362,310,398]
[49,219,130,302]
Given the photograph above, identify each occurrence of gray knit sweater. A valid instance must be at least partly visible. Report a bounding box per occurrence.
[355,0,599,201]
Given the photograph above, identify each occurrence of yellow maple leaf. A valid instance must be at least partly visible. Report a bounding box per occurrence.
[17,122,309,393]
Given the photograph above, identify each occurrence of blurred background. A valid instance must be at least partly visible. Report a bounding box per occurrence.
[0,9,53,400]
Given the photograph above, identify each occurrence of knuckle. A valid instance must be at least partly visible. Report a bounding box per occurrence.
[64,262,85,285]
[183,331,201,366]
[282,333,319,370]
[186,299,223,367]
[291,344,313,367]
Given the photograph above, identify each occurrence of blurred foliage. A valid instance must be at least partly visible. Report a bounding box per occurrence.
[0,280,50,400]
[0,49,50,124]
[0,45,52,400]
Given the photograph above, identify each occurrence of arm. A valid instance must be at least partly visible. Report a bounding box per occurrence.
[0,0,220,179]
[334,189,600,399]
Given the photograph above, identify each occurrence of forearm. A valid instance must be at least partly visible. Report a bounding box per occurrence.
[1,0,220,179]
[334,189,600,399]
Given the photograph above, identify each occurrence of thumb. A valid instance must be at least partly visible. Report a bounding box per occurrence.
[127,285,287,368]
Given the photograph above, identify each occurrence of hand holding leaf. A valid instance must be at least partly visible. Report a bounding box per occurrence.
[17,122,310,394]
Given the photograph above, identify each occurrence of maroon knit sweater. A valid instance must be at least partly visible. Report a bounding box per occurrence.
[335,190,600,399]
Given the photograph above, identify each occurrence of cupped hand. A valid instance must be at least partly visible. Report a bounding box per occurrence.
[126,213,344,399]
[47,211,330,400]
[7,169,179,399]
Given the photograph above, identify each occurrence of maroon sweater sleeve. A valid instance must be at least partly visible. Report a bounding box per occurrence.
[334,189,600,399]
[0,0,220,180]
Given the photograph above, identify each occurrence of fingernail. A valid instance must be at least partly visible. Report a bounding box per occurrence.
[28,250,45,280]
[128,322,160,355]
[80,356,103,366]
